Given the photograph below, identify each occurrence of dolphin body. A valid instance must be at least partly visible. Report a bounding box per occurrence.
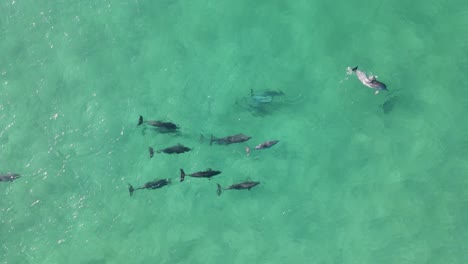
[138,115,179,132]
[156,144,191,154]
[128,178,171,196]
[0,173,21,182]
[210,134,251,145]
[217,181,260,196]
[180,168,221,182]
[350,66,387,95]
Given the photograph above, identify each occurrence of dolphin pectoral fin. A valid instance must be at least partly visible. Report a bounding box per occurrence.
[180,169,186,182]
[138,115,144,126]
[148,147,154,158]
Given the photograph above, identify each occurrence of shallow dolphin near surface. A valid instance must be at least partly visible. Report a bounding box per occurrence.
[0,173,21,182]
[156,144,191,154]
[180,168,221,182]
[245,140,279,156]
[348,66,387,95]
[138,115,179,132]
[128,178,171,196]
[217,181,260,196]
[210,134,251,145]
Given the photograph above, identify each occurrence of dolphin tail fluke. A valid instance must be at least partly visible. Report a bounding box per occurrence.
[128,184,135,196]
[351,66,358,72]
[210,135,215,145]
[180,169,186,182]
[216,184,222,196]
[138,115,144,126]
[149,147,154,158]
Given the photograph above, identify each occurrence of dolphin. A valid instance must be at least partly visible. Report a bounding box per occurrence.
[217,181,260,196]
[210,134,251,145]
[245,140,279,155]
[128,178,171,196]
[138,115,179,132]
[0,173,21,182]
[180,168,221,182]
[156,144,191,154]
[349,66,387,95]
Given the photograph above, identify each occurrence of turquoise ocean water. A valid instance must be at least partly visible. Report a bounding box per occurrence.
[1,0,468,263]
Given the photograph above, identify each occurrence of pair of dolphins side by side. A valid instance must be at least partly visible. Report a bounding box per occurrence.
[128,168,223,195]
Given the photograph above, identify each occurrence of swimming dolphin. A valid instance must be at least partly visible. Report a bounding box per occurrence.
[138,115,179,132]
[349,66,387,95]
[0,173,21,182]
[128,178,171,196]
[210,134,251,145]
[217,181,260,196]
[180,168,221,182]
[245,140,279,155]
[156,144,191,154]
[250,89,285,105]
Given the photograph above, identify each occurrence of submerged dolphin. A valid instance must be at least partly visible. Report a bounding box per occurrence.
[250,89,285,105]
[349,66,387,95]
[217,181,260,196]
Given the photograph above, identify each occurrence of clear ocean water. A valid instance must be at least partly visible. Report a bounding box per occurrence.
[1,0,467,263]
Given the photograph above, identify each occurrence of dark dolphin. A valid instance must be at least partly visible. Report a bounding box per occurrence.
[210,134,251,145]
[138,115,179,132]
[156,144,191,154]
[217,181,260,196]
[180,168,221,182]
[0,173,21,182]
[128,178,171,196]
[350,66,387,95]
[149,147,154,158]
